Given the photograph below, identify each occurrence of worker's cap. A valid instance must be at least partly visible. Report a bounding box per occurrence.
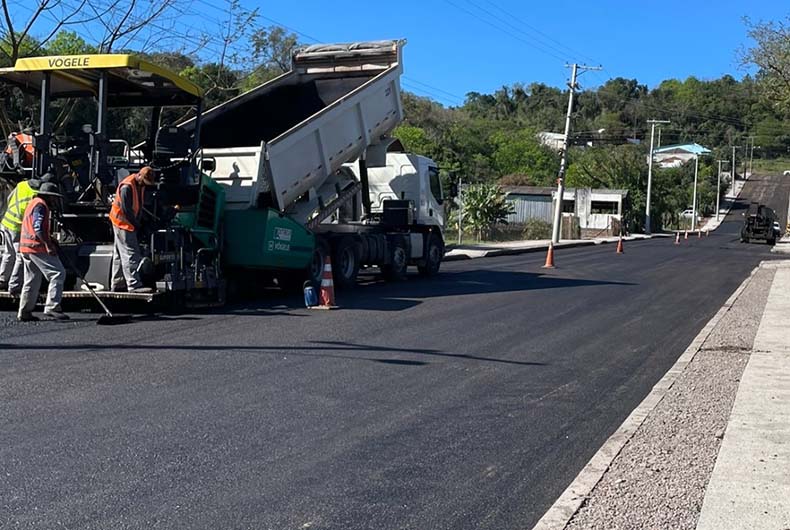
[27,178,41,190]
[36,182,64,199]
[138,166,157,185]
[40,173,56,184]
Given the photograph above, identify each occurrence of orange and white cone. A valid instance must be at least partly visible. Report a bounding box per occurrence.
[542,243,555,268]
[312,255,337,310]
[675,232,680,245]
[616,236,624,254]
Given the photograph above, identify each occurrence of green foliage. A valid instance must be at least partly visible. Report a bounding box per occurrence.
[522,218,552,240]
[490,129,559,184]
[461,183,515,241]
[742,17,790,114]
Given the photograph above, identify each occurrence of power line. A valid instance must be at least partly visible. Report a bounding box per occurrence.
[481,0,600,65]
[442,0,568,62]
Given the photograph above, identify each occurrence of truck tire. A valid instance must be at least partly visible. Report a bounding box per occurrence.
[332,236,360,289]
[418,232,443,277]
[382,237,408,281]
[768,237,776,245]
[310,239,330,286]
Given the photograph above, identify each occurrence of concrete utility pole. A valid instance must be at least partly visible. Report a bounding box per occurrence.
[749,141,756,177]
[692,155,700,231]
[551,63,602,244]
[731,145,739,182]
[645,119,670,235]
[716,160,727,222]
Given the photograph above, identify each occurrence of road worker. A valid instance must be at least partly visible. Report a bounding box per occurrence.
[109,166,155,293]
[0,178,41,295]
[17,182,68,321]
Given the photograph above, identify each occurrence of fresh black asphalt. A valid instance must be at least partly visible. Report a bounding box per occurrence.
[1,174,788,529]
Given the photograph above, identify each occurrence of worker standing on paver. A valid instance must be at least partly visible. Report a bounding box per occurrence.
[0,177,40,295]
[17,182,68,321]
[109,166,155,293]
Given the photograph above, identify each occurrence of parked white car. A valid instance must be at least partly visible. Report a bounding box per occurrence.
[681,209,699,219]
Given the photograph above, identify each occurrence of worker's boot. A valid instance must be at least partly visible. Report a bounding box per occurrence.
[17,312,40,322]
[43,309,70,321]
[130,286,155,294]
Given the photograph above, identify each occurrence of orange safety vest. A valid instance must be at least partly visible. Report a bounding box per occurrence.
[4,133,35,166]
[109,174,142,231]
[19,197,49,254]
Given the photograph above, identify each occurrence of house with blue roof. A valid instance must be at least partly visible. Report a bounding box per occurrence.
[653,143,712,168]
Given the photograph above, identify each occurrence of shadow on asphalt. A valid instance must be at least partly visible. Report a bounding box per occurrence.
[218,270,636,314]
[0,339,546,367]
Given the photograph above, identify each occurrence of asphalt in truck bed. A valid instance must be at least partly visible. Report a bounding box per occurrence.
[1,174,788,529]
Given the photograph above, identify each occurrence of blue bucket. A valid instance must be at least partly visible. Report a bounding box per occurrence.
[303,282,318,307]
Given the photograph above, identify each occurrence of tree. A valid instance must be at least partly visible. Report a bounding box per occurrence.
[461,183,515,241]
[490,129,559,185]
[742,17,790,114]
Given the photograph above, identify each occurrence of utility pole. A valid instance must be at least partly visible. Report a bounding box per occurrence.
[716,160,727,222]
[692,154,700,231]
[657,127,662,148]
[731,145,739,183]
[645,119,670,234]
[742,141,748,180]
[457,177,463,245]
[551,63,602,244]
[749,139,756,177]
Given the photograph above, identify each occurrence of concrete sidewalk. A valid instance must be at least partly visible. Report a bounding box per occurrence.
[444,234,665,262]
[696,261,790,530]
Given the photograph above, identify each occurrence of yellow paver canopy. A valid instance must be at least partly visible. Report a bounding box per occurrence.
[0,54,202,107]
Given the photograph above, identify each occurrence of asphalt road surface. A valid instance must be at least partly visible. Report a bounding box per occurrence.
[1,173,788,529]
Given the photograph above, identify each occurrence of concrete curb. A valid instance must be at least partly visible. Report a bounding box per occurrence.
[444,235,669,262]
[530,263,762,530]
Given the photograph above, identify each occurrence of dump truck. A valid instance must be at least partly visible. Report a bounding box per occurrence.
[0,40,446,309]
[741,203,778,245]
[184,40,446,289]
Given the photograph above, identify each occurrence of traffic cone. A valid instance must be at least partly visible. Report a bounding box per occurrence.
[312,255,337,309]
[616,236,624,254]
[675,232,680,245]
[542,243,555,268]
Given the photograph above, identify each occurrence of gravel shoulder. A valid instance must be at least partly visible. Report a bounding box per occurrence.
[564,264,776,530]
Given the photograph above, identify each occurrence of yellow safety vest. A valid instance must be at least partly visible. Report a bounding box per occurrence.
[1,181,37,234]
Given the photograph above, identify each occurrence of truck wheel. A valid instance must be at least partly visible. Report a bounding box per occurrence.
[382,237,408,281]
[333,236,360,289]
[768,238,776,245]
[418,233,443,277]
[310,239,330,286]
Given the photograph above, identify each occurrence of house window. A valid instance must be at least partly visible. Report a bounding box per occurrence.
[562,200,575,213]
[591,201,618,214]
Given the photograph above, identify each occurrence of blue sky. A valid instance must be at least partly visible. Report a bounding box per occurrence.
[15,0,788,106]
[239,0,787,106]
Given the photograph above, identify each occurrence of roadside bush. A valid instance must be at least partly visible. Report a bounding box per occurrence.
[522,218,552,240]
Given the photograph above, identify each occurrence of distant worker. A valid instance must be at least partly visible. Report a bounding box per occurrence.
[17,182,68,321]
[0,178,41,295]
[109,166,155,293]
